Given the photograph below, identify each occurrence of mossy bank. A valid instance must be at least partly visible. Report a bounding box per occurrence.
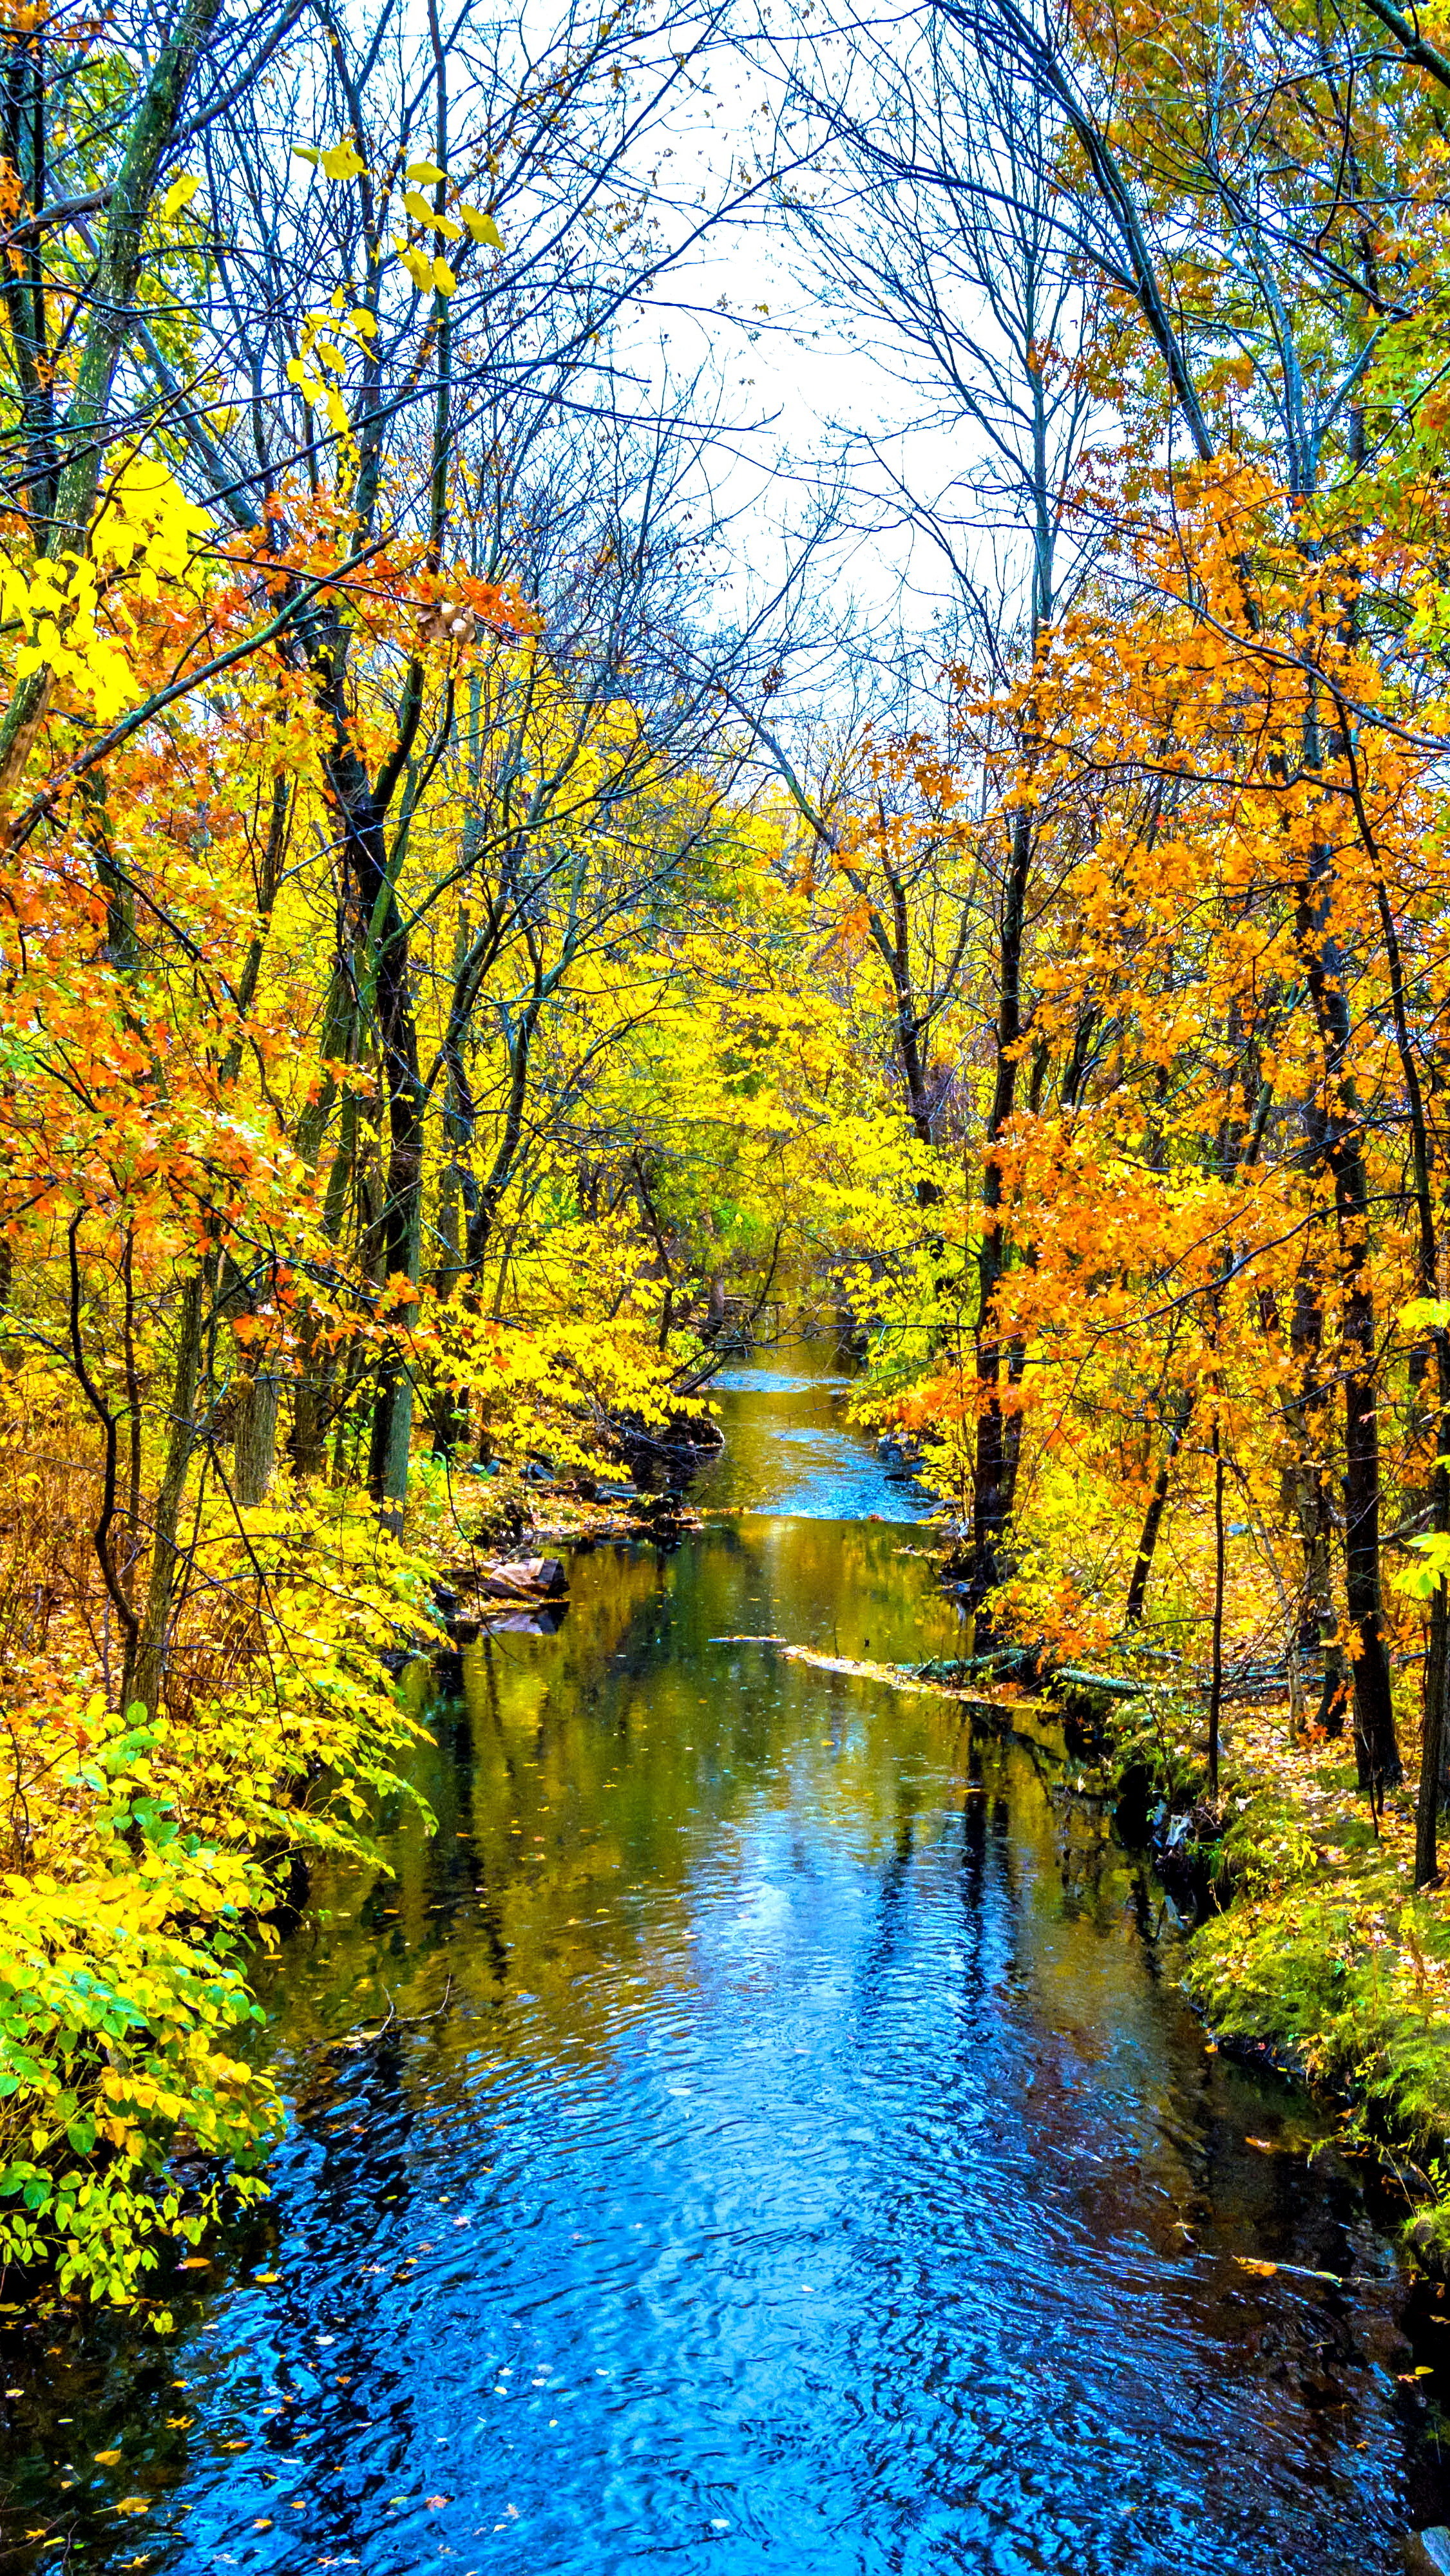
[1096,1684,1450,2273]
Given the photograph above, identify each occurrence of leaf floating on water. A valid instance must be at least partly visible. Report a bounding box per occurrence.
[113,2495,151,2513]
[1235,2251,1344,2284]
[1244,2136,1283,2153]
[95,2448,122,2465]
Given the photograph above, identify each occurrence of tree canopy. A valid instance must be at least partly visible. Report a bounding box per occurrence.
[6,0,1450,2303]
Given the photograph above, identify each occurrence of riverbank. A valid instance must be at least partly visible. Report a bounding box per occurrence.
[0,1492,443,2318]
[1086,1680,1450,2269]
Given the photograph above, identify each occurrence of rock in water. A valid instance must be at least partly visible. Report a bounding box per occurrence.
[479,1556,568,1600]
[1406,2532,1450,2575]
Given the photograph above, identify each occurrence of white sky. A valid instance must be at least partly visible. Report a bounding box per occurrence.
[609,27,984,698]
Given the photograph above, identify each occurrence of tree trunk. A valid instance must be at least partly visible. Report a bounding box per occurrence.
[324,740,426,1531]
[0,0,227,794]
[1296,835,1400,1794]
[969,801,1033,1634]
[1125,1388,1194,1625]
[233,1370,279,1506]
[128,1260,210,1719]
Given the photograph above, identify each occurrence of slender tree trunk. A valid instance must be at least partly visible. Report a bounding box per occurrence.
[1296,833,1400,1792]
[1125,1388,1195,1625]
[1280,1268,1350,1733]
[233,1371,280,1506]
[325,744,426,1530]
[969,801,1033,1634]
[1208,1405,1225,1800]
[0,0,227,797]
[128,1260,210,1718]
[291,961,358,1477]
[464,990,543,1276]
[1365,875,1450,1869]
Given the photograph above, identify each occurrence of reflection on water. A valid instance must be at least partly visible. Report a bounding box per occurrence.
[693,1343,935,1521]
[1,1395,1446,2573]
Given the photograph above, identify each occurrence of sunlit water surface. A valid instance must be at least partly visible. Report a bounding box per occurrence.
[2,1352,1447,2573]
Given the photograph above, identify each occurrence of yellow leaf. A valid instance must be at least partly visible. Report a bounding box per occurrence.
[320,140,367,181]
[395,239,433,291]
[432,256,457,295]
[93,2450,122,2466]
[113,2497,150,2515]
[406,159,446,182]
[457,204,504,250]
[160,173,200,220]
[291,145,320,166]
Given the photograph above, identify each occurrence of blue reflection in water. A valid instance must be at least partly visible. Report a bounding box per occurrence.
[692,1348,935,1522]
[0,1365,1442,2574]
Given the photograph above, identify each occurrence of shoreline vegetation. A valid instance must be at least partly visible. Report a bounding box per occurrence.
[1098,1675,1450,2280]
[10,0,1450,2360]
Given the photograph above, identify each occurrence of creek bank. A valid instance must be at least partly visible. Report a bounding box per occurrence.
[901,1597,1450,2275]
[1063,1675,1450,2274]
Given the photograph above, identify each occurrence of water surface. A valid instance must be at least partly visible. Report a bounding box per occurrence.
[1,1354,1446,2573]
[691,1349,935,1520]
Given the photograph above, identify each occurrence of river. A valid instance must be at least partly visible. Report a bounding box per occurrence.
[1,1349,1447,2572]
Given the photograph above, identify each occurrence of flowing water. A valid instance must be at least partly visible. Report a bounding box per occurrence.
[3,1351,1449,2573]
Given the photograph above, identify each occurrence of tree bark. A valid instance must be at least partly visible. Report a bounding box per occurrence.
[968,800,1034,1631]
[1295,828,1400,1791]
[128,1260,210,1718]
[1125,1388,1195,1625]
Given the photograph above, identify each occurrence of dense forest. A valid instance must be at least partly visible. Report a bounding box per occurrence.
[6,0,1450,2317]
